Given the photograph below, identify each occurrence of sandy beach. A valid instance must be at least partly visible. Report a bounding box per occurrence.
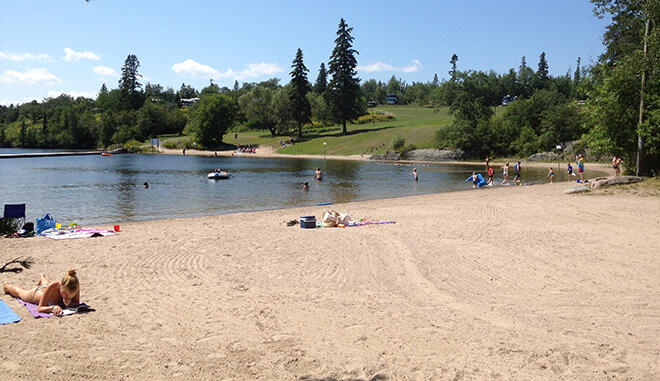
[1,182,658,380]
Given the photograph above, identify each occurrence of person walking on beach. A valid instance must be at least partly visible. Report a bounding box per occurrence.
[546,167,556,183]
[577,154,585,182]
[513,161,522,185]
[315,168,323,181]
[501,162,509,184]
[410,168,418,182]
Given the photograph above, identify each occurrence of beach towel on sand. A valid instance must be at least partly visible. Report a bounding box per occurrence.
[17,299,94,318]
[0,300,21,324]
[40,228,115,240]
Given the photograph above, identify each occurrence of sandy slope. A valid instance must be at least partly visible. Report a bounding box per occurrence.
[1,183,658,380]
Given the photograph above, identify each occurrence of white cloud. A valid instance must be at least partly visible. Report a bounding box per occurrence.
[357,59,423,73]
[0,96,40,106]
[172,59,220,78]
[47,90,97,99]
[0,68,61,85]
[216,62,285,81]
[0,51,54,62]
[172,59,284,81]
[63,47,100,62]
[401,59,423,73]
[92,65,119,77]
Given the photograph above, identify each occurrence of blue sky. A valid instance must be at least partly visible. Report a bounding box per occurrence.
[0,0,609,106]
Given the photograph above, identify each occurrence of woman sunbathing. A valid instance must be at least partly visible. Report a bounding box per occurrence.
[3,269,80,316]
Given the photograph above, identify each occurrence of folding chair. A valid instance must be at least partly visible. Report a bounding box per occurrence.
[2,204,26,227]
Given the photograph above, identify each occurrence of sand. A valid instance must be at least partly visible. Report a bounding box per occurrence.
[1,182,658,380]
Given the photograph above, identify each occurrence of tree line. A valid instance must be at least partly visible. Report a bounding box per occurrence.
[0,4,658,173]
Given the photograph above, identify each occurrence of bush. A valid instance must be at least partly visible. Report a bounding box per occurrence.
[124,139,147,153]
[400,144,417,160]
[391,134,405,152]
[356,113,395,124]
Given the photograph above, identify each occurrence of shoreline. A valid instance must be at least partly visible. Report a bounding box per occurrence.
[156,146,616,172]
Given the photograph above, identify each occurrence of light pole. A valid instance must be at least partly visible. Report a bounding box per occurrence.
[323,142,327,160]
[556,144,562,179]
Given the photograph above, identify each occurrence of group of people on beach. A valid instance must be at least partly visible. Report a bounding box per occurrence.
[236,145,256,154]
[474,153,595,188]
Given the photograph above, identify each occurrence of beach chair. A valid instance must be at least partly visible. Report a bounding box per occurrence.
[2,204,26,227]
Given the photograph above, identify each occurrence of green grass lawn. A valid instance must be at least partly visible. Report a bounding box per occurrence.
[217,105,453,156]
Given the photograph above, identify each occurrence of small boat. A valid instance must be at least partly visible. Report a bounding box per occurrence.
[208,171,230,180]
[101,152,113,156]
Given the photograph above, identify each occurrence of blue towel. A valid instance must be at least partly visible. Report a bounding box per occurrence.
[0,299,21,325]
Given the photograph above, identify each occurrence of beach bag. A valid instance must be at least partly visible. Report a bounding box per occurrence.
[322,211,339,227]
[36,213,56,235]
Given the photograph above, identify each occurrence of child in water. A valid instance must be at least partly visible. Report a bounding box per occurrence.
[3,269,80,316]
[302,182,309,191]
[547,167,556,183]
[410,168,418,182]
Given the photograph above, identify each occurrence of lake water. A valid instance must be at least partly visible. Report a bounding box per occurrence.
[1,150,565,225]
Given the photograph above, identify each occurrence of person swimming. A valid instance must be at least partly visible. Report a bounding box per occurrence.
[302,182,309,191]
[3,269,80,316]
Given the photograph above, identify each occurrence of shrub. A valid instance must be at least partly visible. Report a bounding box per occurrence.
[124,139,147,153]
[355,113,395,124]
[391,134,405,152]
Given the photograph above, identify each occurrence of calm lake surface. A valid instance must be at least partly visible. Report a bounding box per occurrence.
[1,150,566,225]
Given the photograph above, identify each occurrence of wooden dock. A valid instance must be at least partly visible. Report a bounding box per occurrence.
[0,151,102,159]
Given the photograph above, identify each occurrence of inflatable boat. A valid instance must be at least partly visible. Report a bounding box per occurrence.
[208,172,230,180]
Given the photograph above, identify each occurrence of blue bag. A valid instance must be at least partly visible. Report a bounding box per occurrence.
[36,213,56,235]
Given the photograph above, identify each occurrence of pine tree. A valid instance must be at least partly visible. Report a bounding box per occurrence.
[432,73,439,87]
[449,54,459,81]
[289,48,312,138]
[314,63,327,94]
[233,80,239,92]
[536,52,549,89]
[118,54,143,110]
[573,57,581,84]
[326,18,361,135]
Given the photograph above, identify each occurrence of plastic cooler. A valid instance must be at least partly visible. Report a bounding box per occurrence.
[300,216,316,229]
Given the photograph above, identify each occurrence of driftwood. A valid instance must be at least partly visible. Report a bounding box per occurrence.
[0,257,34,273]
[564,185,591,194]
[590,176,645,190]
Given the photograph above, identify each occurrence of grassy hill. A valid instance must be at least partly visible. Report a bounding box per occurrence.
[219,105,452,156]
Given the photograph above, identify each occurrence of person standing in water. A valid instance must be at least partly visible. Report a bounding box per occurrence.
[410,168,418,182]
[315,168,323,181]
[501,162,509,184]
[577,154,585,182]
[513,161,522,185]
[485,156,490,170]
[567,162,575,180]
[546,167,556,183]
